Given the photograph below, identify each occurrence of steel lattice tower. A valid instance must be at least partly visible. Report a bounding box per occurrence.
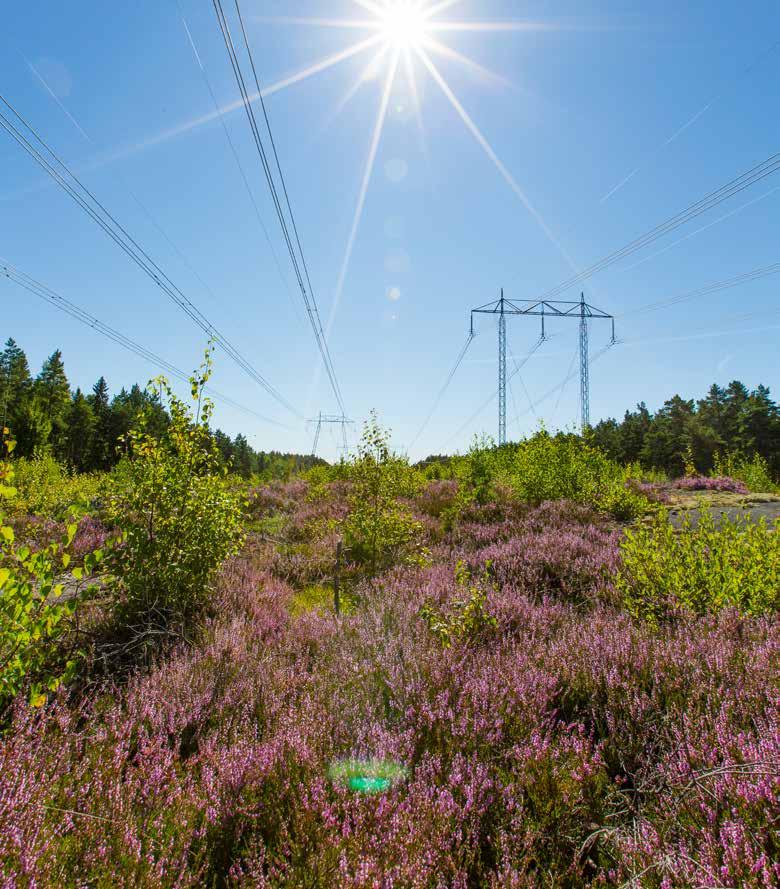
[497,292,507,445]
[471,291,615,442]
[311,412,354,458]
[579,293,590,432]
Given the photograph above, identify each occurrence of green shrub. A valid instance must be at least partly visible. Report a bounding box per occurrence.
[342,413,422,575]
[616,512,780,623]
[105,350,245,645]
[457,436,496,506]
[12,453,104,519]
[420,561,498,648]
[713,451,778,493]
[0,432,103,709]
[498,432,648,520]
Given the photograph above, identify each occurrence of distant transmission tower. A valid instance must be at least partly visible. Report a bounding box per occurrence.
[471,290,616,440]
[311,413,354,459]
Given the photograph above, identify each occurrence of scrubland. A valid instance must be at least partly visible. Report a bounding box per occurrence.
[1,371,778,888]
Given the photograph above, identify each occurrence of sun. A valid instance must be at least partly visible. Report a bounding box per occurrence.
[380,2,429,49]
[250,2,565,338]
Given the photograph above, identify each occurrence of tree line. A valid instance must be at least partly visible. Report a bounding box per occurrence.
[588,381,780,477]
[0,338,322,479]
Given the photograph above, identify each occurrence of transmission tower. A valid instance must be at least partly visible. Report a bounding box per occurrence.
[311,413,354,459]
[498,299,507,445]
[579,293,590,429]
[471,290,616,440]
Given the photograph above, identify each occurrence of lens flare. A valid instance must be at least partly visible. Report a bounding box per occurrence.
[255,0,570,364]
[380,2,428,48]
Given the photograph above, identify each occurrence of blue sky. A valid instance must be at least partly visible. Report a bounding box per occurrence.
[2,0,779,460]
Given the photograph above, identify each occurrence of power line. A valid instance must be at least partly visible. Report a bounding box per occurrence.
[512,341,617,430]
[231,0,345,414]
[618,184,780,274]
[408,331,475,451]
[0,93,301,419]
[517,151,780,300]
[441,334,546,451]
[175,2,302,323]
[618,261,780,319]
[552,342,578,421]
[2,261,291,430]
[29,44,301,352]
[211,0,346,416]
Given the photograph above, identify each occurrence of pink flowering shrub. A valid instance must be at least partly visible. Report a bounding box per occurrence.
[247,479,309,518]
[415,479,459,517]
[71,515,111,558]
[627,479,672,504]
[474,523,621,605]
[7,514,62,551]
[673,475,749,494]
[0,480,776,886]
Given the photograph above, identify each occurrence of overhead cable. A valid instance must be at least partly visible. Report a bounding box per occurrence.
[619,261,780,319]
[408,331,475,451]
[211,0,346,415]
[175,2,302,322]
[2,262,291,429]
[0,93,299,419]
[519,151,780,300]
[442,335,546,450]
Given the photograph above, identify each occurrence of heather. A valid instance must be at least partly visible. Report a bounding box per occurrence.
[1,418,778,886]
[672,475,749,494]
[1,557,777,887]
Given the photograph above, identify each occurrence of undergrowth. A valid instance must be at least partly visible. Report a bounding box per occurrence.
[616,510,780,622]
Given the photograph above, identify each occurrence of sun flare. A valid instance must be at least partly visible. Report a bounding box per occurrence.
[380,2,429,49]
[254,1,566,338]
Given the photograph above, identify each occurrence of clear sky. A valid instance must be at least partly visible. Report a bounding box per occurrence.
[2,0,778,460]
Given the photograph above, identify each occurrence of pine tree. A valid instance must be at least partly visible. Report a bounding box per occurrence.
[619,403,652,464]
[640,396,695,475]
[722,381,750,450]
[740,385,780,470]
[213,429,235,467]
[697,383,726,431]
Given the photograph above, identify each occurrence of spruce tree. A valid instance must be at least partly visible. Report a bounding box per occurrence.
[89,376,112,469]
[67,389,97,471]
[0,338,32,441]
[35,350,71,458]
[233,433,253,478]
